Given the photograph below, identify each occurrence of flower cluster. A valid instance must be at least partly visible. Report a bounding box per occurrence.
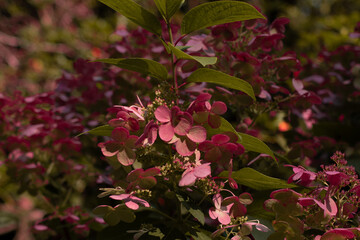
[266,152,360,239]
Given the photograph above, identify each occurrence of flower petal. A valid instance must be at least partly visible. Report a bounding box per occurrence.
[179,169,196,186]
[187,125,207,143]
[175,138,195,156]
[174,118,191,136]
[99,141,121,157]
[217,210,231,225]
[111,127,129,142]
[154,106,171,123]
[211,134,230,144]
[193,163,211,178]
[211,101,227,115]
[159,122,174,142]
[117,148,135,166]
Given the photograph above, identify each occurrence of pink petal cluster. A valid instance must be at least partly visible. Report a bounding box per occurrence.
[108,110,140,132]
[209,194,232,225]
[222,192,253,218]
[98,127,139,166]
[179,162,211,187]
[155,105,206,156]
[299,196,338,217]
[187,93,227,128]
[285,164,317,187]
[199,133,244,166]
[135,120,158,146]
[126,167,160,190]
[110,194,150,210]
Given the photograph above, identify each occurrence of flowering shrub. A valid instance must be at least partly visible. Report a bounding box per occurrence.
[1,0,360,239]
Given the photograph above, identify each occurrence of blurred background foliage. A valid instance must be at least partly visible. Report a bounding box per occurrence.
[1,0,359,94]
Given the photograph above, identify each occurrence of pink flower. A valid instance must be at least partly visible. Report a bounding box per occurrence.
[98,127,139,166]
[298,196,337,217]
[222,193,253,218]
[316,228,356,240]
[108,110,140,132]
[285,165,316,187]
[155,106,206,156]
[198,133,244,166]
[126,167,160,189]
[179,163,211,187]
[209,194,231,225]
[325,171,348,186]
[270,17,290,33]
[110,194,150,210]
[243,220,270,232]
[187,93,227,128]
[135,120,158,146]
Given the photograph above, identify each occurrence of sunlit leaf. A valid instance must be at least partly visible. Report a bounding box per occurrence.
[189,208,205,225]
[77,125,113,137]
[205,117,242,142]
[99,0,161,35]
[154,0,184,21]
[187,68,255,100]
[220,168,297,190]
[167,43,217,67]
[238,132,276,161]
[96,58,168,80]
[181,1,265,34]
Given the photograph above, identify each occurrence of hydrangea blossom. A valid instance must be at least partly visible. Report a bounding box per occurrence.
[110,194,150,210]
[198,133,244,166]
[155,105,206,156]
[208,194,232,225]
[98,127,139,166]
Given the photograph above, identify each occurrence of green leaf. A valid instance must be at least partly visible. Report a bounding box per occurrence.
[206,117,242,142]
[181,1,265,35]
[148,228,165,239]
[103,208,120,226]
[190,231,212,240]
[187,68,255,100]
[103,205,136,225]
[116,206,136,223]
[189,208,205,225]
[238,132,276,161]
[98,0,161,35]
[96,58,168,80]
[93,205,113,216]
[220,167,297,191]
[167,43,217,67]
[76,125,113,137]
[154,0,184,21]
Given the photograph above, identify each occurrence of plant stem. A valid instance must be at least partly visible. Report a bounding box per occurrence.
[167,23,179,97]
